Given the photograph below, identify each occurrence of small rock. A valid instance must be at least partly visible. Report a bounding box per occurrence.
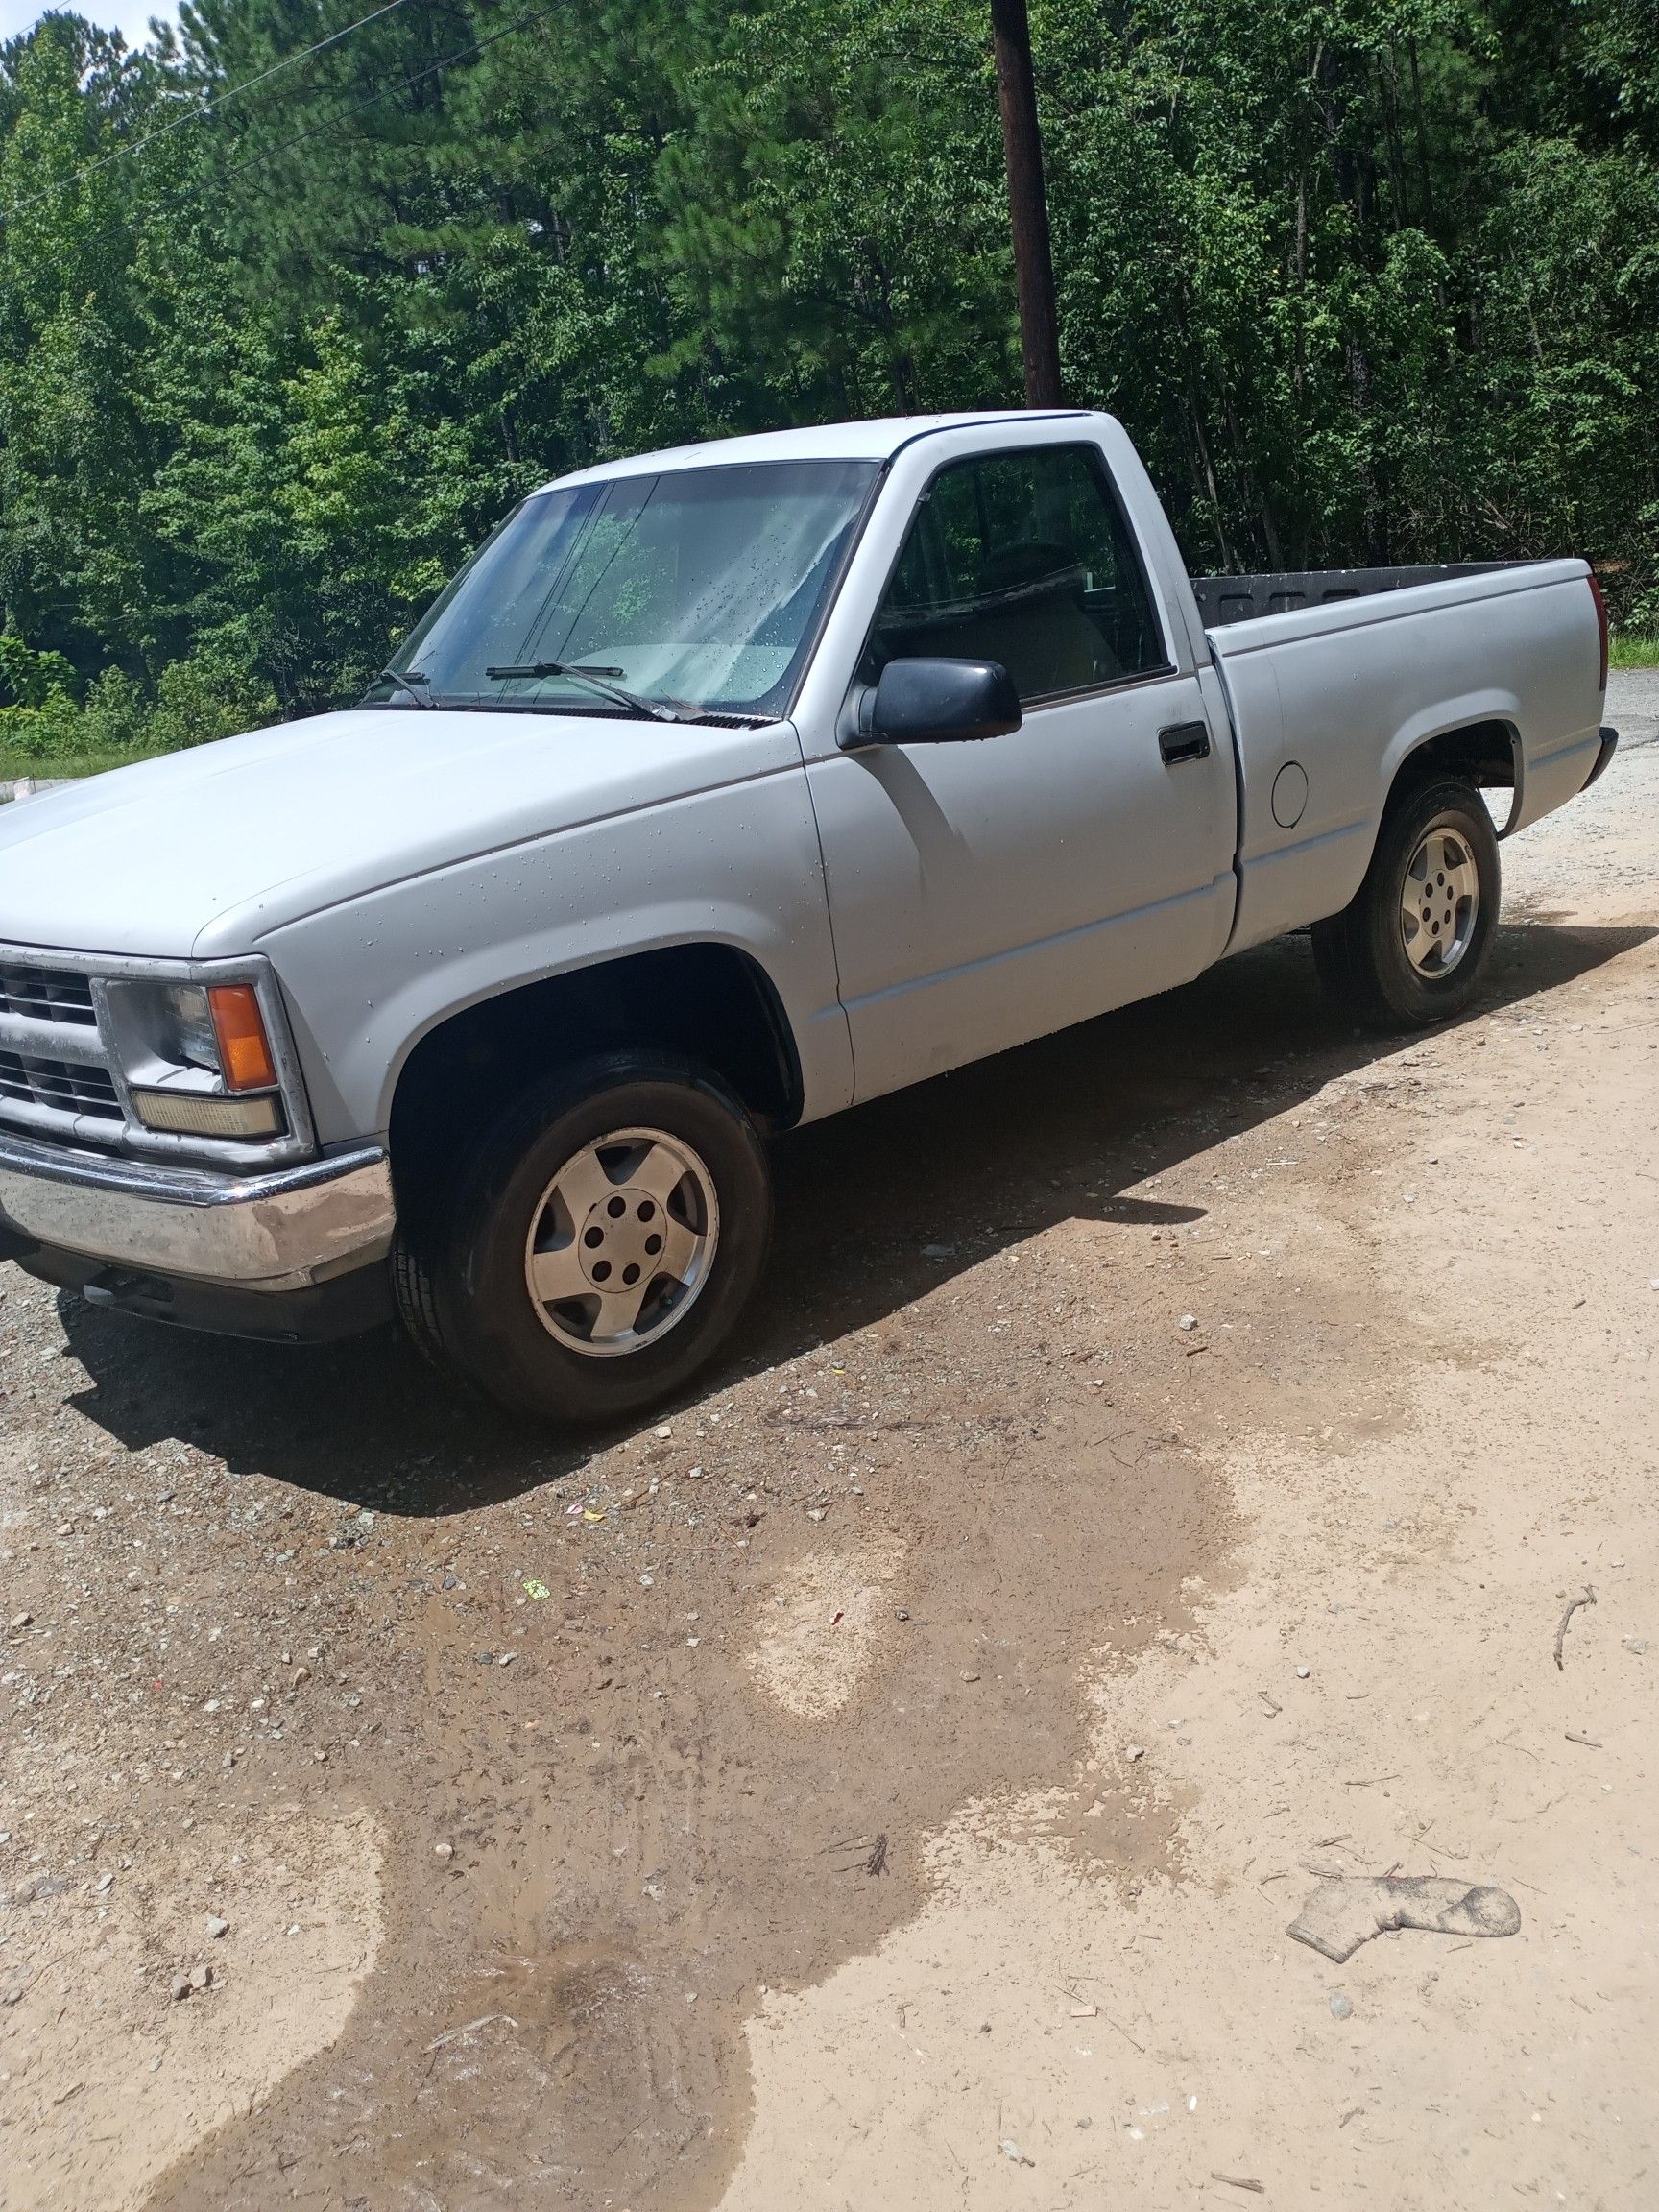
[960,1671,980,1683]
[497,1651,517,1667]
[206,1915,228,1939]
[1295,1665,1311,1679]
[1000,2138,1032,2166]
[171,1973,191,2002]
[1178,1314,1198,1333]
[654,1424,672,1439]
[1126,1744,1144,1761]
[1329,1991,1353,2020]
[189,1963,210,1992]
[14,1873,67,1904]
[95,1871,114,1894]
[9,1611,31,1630]
[292,1665,311,1687]
[434,1842,454,1860]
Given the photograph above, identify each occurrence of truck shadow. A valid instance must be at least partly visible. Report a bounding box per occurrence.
[52,918,1653,1510]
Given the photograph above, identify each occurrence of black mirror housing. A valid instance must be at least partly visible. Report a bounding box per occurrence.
[853,658,1022,747]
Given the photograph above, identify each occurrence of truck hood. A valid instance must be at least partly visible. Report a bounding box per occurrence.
[0,708,801,959]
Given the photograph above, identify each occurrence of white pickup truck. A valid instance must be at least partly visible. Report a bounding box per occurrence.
[0,410,1618,1424]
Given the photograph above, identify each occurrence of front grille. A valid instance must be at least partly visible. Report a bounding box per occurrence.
[0,963,97,1026]
[0,1049,123,1119]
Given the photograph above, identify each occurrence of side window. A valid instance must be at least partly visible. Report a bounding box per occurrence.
[865,445,1169,703]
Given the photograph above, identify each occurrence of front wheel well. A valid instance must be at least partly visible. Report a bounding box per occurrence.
[388,945,801,1216]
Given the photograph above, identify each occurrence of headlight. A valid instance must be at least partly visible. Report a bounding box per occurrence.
[155,984,220,1073]
[103,976,287,1141]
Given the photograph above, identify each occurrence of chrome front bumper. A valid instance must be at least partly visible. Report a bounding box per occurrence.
[0,1129,395,1290]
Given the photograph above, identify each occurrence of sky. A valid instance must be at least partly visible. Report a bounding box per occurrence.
[1,0,179,44]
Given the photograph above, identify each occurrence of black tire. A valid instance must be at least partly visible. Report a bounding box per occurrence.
[391,1051,773,1427]
[1310,776,1501,1031]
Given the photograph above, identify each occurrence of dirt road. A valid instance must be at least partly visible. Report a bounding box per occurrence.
[3,690,1655,2211]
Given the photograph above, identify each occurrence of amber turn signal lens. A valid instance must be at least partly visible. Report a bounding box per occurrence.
[207,983,278,1093]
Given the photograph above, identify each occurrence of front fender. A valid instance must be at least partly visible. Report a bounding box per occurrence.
[257,776,854,1145]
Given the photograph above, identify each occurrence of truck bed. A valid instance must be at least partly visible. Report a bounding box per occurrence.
[1195,554,1603,960]
[1190,563,1517,629]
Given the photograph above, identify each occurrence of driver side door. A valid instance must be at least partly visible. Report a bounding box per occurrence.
[804,440,1238,1102]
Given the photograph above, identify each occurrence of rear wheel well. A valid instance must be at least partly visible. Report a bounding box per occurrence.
[1391,720,1516,814]
[389,946,800,1217]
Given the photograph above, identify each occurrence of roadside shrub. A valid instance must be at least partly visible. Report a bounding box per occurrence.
[0,647,280,765]
[78,666,150,750]
[0,634,76,709]
[0,685,81,757]
[145,650,279,752]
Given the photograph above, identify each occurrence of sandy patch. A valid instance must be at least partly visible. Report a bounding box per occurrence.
[0,1806,383,2211]
[722,1360,1657,2208]
[748,1535,908,1718]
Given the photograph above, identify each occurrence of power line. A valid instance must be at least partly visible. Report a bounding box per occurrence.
[219,5,551,190]
[0,5,552,250]
[0,0,418,223]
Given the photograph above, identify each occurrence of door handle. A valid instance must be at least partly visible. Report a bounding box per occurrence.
[1158,720,1212,765]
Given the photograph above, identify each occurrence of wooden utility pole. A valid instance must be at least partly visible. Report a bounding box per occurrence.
[989,0,1063,406]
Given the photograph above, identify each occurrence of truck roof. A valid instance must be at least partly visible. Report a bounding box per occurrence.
[539,409,1098,492]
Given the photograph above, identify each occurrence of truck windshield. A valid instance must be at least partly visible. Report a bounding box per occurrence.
[370,458,879,721]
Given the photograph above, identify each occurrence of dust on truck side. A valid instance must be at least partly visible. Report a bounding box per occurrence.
[0,410,1617,1425]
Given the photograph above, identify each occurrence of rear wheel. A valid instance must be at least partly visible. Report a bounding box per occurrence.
[392,1052,773,1426]
[1311,777,1500,1030]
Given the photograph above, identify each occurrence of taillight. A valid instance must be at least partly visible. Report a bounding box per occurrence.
[1589,573,1609,692]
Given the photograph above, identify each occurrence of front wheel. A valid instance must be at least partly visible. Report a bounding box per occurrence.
[393,1052,774,1426]
[1311,777,1501,1030]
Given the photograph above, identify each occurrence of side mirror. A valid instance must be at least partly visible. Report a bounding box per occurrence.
[849,657,1022,747]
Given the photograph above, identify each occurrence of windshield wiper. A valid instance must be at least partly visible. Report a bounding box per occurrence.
[484,661,688,723]
[378,665,432,707]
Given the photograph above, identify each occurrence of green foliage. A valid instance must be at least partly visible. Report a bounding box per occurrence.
[0,0,1654,769]
[0,632,77,708]
[0,646,276,762]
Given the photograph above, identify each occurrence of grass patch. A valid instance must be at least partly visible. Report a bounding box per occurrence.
[1610,633,1659,670]
[0,743,151,782]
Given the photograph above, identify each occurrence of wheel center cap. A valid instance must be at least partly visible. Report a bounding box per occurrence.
[578,1191,668,1292]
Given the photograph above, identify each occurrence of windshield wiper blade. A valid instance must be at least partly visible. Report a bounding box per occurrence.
[484,661,688,723]
[378,665,432,707]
